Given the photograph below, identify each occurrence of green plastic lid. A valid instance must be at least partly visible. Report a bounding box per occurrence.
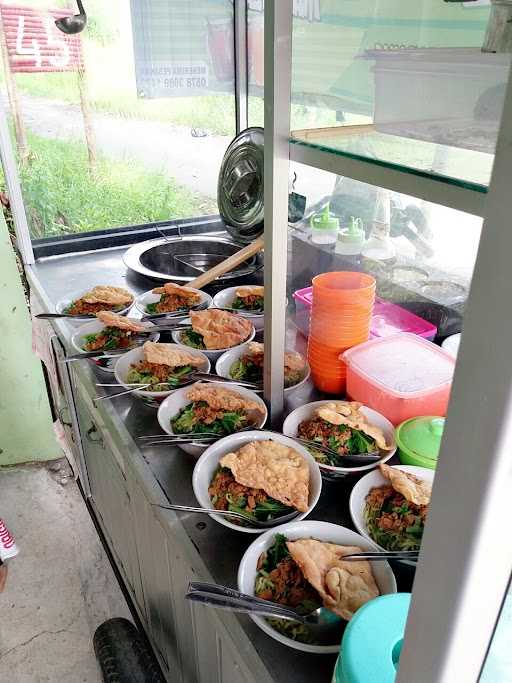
[339,216,365,244]
[396,416,445,464]
[310,203,339,231]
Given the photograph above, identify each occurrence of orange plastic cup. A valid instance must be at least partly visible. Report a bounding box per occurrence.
[309,323,371,346]
[312,272,376,305]
[310,369,346,395]
[308,343,347,363]
[311,304,373,319]
[311,326,372,343]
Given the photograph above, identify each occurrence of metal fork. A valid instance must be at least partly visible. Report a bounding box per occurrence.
[289,436,381,465]
[151,502,299,528]
[141,301,207,322]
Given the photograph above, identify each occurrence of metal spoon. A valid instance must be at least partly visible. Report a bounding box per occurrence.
[185,583,342,646]
[151,502,299,529]
[342,550,419,562]
[36,312,96,320]
[61,349,132,362]
[55,0,87,34]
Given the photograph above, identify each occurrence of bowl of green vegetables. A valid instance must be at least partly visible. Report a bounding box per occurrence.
[157,381,267,458]
[114,343,210,407]
[282,400,396,480]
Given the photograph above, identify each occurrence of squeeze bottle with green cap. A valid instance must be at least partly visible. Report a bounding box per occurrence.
[336,216,365,256]
[310,203,339,245]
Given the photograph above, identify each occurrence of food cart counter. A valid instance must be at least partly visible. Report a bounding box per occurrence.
[26,245,418,683]
[27,244,414,682]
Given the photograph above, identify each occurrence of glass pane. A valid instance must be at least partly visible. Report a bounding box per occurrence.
[480,580,512,683]
[0,0,235,239]
[248,0,333,131]
[282,160,480,521]
[249,0,511,189]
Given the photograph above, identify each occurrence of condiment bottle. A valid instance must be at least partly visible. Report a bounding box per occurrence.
[335,216,365,256]
[310,203,339,245]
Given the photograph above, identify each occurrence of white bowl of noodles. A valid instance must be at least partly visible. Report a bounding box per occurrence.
[237,520,397,653]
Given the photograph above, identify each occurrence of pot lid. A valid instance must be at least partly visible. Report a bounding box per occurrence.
[217,127,264,244]
[396,416,445,462]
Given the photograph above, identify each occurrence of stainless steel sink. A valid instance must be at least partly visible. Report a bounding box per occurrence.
[123,235,262,283]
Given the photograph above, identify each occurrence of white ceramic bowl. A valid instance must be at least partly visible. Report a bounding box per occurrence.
[192,431,322,534]
[134,287,212,318]
[70,319,159,374]
[56,287,134,322]
[114,344,210,408]
[237,520,397,654]
[212,286,264,331]
[282,401,396,480]
[216,343,310,394]
[349,464,435,553]
[172,318,256,362]
[157,382,268,458]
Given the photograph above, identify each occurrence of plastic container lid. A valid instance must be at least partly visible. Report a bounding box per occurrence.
[336,593,411,683]
[396,416,445,464]
[343,334,455,398]
[310,203,340,232]
[371,300,437,340]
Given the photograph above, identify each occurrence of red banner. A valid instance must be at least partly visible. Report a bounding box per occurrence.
[0,4,83,73]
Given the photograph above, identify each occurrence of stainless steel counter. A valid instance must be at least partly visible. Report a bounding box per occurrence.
[27,246,413,683]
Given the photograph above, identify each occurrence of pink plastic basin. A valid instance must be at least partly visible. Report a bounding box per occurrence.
[293,288,437,341]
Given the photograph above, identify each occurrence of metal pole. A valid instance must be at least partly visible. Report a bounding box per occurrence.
[263,0,292,425]
[0,97,34,265]
[397,62,512,683]
[233,0,248,134]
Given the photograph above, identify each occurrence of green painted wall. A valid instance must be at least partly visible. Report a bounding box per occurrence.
[0,217,58,465]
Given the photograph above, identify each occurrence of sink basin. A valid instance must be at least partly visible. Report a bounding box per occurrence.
[123,235,262,283]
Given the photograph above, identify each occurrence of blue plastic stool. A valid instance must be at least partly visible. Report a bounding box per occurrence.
[333,594,411,683]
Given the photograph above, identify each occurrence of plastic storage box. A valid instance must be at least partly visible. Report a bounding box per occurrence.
[342,334,455,425]
[293,287,437,341]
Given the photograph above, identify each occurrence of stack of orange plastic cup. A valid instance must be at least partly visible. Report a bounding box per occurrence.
[308,272,376,394]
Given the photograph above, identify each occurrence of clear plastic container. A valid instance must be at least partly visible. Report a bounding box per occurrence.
[342,334,455,425]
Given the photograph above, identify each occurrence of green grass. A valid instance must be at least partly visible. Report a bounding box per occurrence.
[15,71,237,137]
[20,132,215,238]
